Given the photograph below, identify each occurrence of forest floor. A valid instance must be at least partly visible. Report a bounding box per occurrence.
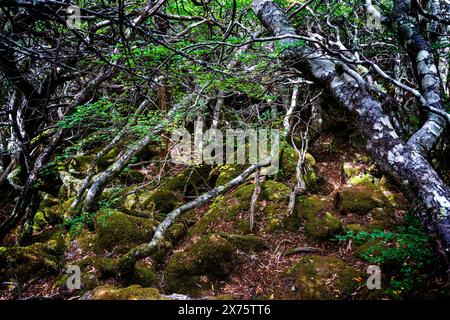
[1,128,449,300]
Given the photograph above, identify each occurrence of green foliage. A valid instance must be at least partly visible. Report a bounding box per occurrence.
[336,215,436,295]
[58,98,121,129]
[63,211,95,236]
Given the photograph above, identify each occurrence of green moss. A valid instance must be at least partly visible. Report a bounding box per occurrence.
[346,223,370,234]
[129,261,157,287]
[295,195,329,218]
[33,195,72,231]
[97,148,120,170]
[336,183,390,215]
[75,229,96,252]
[90,285,170,300]
[0,243,59,282]
[68,155,94,175]
[215,164,242,186]
[54,271,99,292]
[163,234,236,294]
[166,223,187,244]
[162,165,212,196]
[294,195,342,240]
[342,162,374,185]
[191,180,291,235]
[219,233,266,252]
[94,209,158,253]
[368,207,399,230]
[143,189,182,213]
[33,211,48,232]
[290,255,362,299]
[304,212,343,241]
[278,144,317,190]
[260,180,291,201]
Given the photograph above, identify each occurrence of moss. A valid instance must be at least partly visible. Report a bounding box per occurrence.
[162,165,213,196]
[304,212,343,241]
[368,207,399,230]
[97,148,120,170]
[295,195,329,218]
[346,223,370,234]
[278,144,317,190]
[191,181,291,235]
[336,183,390,215]
[68,155,94,175]
[54,271,99,292]
[129,261,157,287]
[75,229,96,252]
[294,195,342,240]
[43,231,68,257]
[260,180,291,201]
[0,243,59,282]
[342,162,374,185]
[33,196,72,231]
[93,209,158,253]
[90,285,170,300]
[166,223,187,244]
[215,164,242,186]
[143,189,183,213]
[33,211,48,232]
[219,233,267,252]
[163,234,236,294]
[290,255,362,299]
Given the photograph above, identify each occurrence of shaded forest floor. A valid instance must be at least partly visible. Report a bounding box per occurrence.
[1,123,449,300]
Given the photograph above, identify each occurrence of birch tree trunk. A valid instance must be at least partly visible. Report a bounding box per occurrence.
[251,0,450,264]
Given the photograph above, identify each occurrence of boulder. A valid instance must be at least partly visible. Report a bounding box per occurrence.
[335,183,390,215]
[163,234,236,294]
[288,255,362,299]
[93,209,158,252]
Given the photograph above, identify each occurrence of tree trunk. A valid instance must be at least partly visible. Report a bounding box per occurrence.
[251,0,450,264]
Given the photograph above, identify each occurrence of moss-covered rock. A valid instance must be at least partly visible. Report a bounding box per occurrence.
[93,209,158,253]
[58,172,83,198]
[342,162,374,185]
[89,285,170,300]
[191,180,291,235]
[54,271,100,292]
[287,255,362,299]
[68,155,94,176]
[294,195,342,240]
[163,234,236,294]
[129,261,158,287]
[304,212,343,241]
[219,233,267,252]
[166,223,187,244]
[122,188,182,214]
[335,183,390,215]
[295,195,329,218]
[278,144,317,190]
[143,189,183,213]
[0,243,60,282]
[33,195,71,231]
[215,164,242,187]
[345,223,370,234]
[368,207,399,230]
[162,165,213,196]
